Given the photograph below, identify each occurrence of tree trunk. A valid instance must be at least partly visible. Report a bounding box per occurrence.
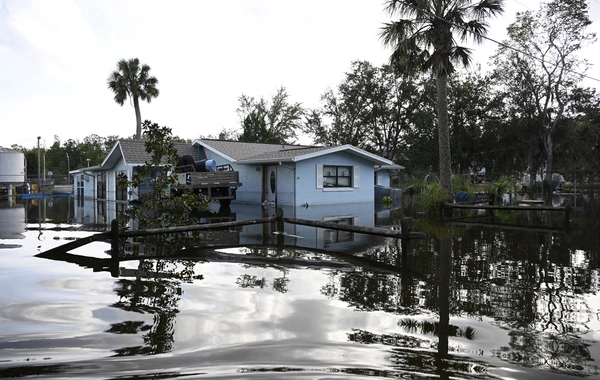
[436,72,453,197]
[437,233,452,376]
[543,131,553,187]
[134,96,142,140]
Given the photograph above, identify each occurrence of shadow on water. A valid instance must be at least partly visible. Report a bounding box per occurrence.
[1,194,600,378]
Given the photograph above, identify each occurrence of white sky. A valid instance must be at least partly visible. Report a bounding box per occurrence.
[1,0,599,150]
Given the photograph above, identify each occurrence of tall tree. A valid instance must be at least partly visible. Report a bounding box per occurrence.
[553,87,600,182]
[305,61,384,149]
[107,58,160,140]
[380,0,504,196]
[305,61,428,167]
[237,87,304,144]
[118,120,206,230]
[492,0,595,186]
[447,67,504,176]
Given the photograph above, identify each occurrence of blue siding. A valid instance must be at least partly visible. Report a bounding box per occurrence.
[376,170,391,187]
[201,145,385,207]
[294,151,374,206]
[276,165,295,206]
[104,161,131,201]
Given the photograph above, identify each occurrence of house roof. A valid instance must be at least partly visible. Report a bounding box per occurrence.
[69,165,103,174]
[192,139,396,166]
[101,139,198,168]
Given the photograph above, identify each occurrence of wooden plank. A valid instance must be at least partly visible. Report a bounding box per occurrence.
[519,200,544,205]
[283,216,425,239]
[119,217,277,238]
[35,232,111,256]
[449,221,567,234]
[445,204,565,212]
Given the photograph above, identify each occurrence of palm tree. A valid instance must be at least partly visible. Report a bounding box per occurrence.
[380,0,504,196]
[107,58,159,140]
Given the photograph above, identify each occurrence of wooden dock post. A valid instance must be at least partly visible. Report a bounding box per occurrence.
[276,207,284,247]
[565,201,571,229]
[110,219,119,260]
[401,217,414,256]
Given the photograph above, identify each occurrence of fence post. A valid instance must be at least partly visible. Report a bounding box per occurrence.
[111,219,119,260]
[276,207,284,247]
[401,217,413,257]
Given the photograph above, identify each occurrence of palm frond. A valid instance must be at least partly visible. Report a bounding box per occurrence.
[452,45,473,68]
[108,58,159,104]
[380,0,505,76]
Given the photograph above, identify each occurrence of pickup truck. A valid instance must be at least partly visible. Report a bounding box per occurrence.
[175,155,242,206]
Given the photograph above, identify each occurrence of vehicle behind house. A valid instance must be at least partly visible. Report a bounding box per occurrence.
[518,172,565,191]
[469,167,486,183]
[175,155,242,206]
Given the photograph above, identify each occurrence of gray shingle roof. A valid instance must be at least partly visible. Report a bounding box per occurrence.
[196,139,395,166]
[198,140,325,162]
[119,139,198,165]
[103,139,199,168]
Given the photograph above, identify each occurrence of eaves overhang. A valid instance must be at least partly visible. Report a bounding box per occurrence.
[291,145,394,165]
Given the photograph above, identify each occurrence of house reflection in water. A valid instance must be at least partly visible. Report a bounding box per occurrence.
[72,198,389,252]
[224,202,387,252]
[73,198,127,229]
[0,200,25,241]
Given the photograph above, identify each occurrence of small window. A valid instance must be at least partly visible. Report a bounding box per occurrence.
[323,166,352,188]
[270,171,276,194]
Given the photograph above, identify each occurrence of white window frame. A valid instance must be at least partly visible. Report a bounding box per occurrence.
[316,164,359,191]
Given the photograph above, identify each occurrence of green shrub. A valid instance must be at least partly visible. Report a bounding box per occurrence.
[381,195,392,208]
[452,175,472,193]
[487,176,515,205]
[418,182,449,217]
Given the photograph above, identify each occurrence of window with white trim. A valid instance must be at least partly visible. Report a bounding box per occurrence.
[323,165,352,187]
[317,165,360,189]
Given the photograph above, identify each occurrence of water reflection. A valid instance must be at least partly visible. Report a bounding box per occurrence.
[4,194,600,378]
[0,199,25,241]
[108,259,199,356]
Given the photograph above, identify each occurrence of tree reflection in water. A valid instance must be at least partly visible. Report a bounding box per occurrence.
[322,215,600,378]
[31,195,600,377]
[345,234,489,378]
[107,258,200,356]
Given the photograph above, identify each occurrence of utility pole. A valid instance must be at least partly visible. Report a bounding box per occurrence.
[37,136,40,187]
[66,153,70,185]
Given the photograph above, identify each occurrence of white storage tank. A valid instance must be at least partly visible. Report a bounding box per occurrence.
[0,147,25,184]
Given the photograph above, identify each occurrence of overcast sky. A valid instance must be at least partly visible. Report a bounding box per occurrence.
[1,0,599,150]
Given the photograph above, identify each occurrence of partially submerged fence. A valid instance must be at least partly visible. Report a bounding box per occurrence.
[39,208,426,261]
[443,202,572,229]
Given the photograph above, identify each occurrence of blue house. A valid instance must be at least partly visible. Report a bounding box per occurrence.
[71,139,402,208]
[192,139,402,207]
[70,140,197,202]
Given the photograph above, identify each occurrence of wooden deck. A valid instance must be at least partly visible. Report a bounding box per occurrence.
[444,201,571,228]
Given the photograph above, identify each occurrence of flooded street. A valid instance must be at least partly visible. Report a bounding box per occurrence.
[0,194,599,379]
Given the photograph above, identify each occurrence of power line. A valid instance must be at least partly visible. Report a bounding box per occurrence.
[388,0,600,83]
[510,0,534,12]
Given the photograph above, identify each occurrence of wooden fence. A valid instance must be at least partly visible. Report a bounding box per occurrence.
[39,208,426,262]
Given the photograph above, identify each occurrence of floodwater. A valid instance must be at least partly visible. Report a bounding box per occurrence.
[0,193,599,379]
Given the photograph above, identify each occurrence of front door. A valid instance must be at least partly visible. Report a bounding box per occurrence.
[264,165,277,205]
